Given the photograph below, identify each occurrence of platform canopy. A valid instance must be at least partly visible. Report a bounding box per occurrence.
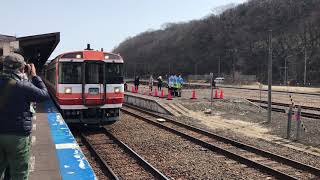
[17,32,60,71]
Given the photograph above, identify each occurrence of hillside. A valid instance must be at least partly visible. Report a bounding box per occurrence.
[113,0,320,84]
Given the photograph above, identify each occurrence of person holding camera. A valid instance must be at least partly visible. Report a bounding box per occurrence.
[0,53,49,180]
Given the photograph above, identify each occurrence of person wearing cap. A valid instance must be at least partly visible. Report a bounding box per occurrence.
[0,53,49,180]
[149,74,154,92]
[157,75,163,91]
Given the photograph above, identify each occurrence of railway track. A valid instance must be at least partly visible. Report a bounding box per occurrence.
[247,98,320,119]
[122,103,320,179]
[78,127,169,180]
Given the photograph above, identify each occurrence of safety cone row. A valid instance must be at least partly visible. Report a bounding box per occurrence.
[213,89,224,99]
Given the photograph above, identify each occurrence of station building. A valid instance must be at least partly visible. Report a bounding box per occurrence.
[0,32,60,71]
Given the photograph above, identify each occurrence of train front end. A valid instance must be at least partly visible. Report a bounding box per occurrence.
[55,50,124,125]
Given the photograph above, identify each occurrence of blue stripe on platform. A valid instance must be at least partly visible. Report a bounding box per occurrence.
[45,100,96,180]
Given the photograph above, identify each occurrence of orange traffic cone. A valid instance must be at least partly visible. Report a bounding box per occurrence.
[154,89,158,97]
[159,89,164,98]
[219,89,224,99]
[214,89,219,99]
[190,89,197,99]
[167,89,172,100]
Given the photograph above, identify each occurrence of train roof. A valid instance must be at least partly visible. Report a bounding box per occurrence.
[59,50,122,60]
[45,50,123,65]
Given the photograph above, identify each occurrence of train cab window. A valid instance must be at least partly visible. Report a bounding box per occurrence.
[85,63,103,84]
[59,62,82,84]
[105,63,123,84]
[105,63,123,77]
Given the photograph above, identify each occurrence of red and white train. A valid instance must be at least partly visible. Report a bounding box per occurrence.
[44,46,124,125]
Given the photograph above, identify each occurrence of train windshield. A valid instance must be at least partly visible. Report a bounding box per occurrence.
[105,63,123,83]
[59,62,82,84]
[85,62,103,84]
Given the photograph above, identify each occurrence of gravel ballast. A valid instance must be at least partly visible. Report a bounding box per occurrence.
[108,113,273,179]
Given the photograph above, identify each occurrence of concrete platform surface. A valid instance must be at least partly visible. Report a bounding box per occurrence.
[29,100,96,180]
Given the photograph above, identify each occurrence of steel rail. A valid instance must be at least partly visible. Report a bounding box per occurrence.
[122,106,298,179]
[258,105,320,119]
[247,98,320,111]
[220,86,320,96]
[79,132,119,180]
[123,103,320,179]
[247,98,320,119]
[100,127,170,180]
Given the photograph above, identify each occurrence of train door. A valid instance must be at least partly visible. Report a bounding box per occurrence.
[82,61,105,106]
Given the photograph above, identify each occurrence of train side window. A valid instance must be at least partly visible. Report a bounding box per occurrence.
[59,62,82,84]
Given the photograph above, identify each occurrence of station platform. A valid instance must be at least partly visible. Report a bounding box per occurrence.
[124,85,196,117]
[28,100,95,180]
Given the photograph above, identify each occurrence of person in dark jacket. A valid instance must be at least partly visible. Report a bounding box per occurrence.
[134,76,140,92]
[0,53,49,180]
[157,76,163,91]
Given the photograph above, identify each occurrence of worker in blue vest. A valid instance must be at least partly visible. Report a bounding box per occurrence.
[172,74,178,96]
[177,74,184,97]
[168,74,174,96]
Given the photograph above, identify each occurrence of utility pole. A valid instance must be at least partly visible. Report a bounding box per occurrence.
[304,47,307,86]
[232,51,235,82]
[218,56,221,77]
[303,24,308,86]
[284,58,287,85]
[134,63,136,78]
[268,30,273,123]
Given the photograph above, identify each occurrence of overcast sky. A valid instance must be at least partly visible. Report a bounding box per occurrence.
[1,0,247,58]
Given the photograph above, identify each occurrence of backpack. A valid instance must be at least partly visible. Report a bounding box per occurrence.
[0,74,18,110]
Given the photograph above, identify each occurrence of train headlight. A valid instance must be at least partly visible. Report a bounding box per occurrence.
[114,87,120,93]
[64,87,72,94]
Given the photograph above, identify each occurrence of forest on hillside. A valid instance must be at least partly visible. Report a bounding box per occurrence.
[113,0,320,85]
